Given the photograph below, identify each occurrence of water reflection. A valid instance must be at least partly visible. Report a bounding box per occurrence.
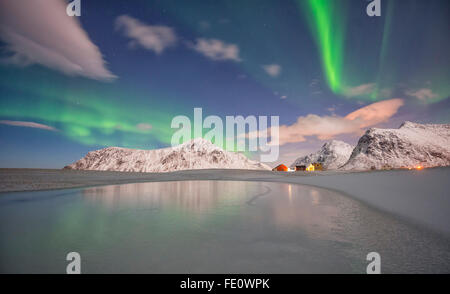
[81,181,341,239]
[1,181,449,274]
[82,181,255,212]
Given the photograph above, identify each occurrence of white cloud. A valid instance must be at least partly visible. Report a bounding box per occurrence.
[262,64,281,77]
[115,15,177,54]
[0,120,57,131]
[280,95,287,99]
[406,88,437,101]
[252,99,404,145]
[0,0,116,81]
[342,83,375,97]
[189,38,241,62]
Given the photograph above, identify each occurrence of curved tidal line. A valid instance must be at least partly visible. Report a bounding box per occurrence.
[246,185,272,206]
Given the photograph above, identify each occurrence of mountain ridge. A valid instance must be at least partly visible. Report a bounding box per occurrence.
[290,140,354,170]
[64,138,271,172]
[342,121,450,170]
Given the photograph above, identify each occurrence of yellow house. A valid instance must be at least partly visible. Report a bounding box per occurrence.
[313,163,323,171]
[306,163,315,171]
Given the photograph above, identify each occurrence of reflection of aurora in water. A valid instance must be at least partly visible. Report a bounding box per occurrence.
[81,181,342,238]
[1,181,450,273]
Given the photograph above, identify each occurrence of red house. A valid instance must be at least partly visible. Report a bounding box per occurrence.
[272,164,288,172]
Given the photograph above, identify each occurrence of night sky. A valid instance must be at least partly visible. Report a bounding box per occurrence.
[0,0,449,168]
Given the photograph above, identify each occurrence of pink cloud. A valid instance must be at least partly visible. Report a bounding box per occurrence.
[345,98,404,128]
[0,120,58,131]
[273,98,404,145]
[136,123,152,131]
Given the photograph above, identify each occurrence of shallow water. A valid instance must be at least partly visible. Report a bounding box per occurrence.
[0,181,449,273]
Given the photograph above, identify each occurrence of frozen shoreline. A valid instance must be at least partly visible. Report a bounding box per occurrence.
[1,167,449,236]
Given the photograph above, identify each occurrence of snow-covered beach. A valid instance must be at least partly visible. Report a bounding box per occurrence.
[1,167,449,237]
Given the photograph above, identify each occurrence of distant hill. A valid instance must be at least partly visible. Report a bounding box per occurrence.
[290,140,354,170]
[64,138,271,172]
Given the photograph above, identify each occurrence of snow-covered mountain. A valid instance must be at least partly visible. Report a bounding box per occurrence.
[342,121,450,170]
[64,138,271,172]
[290,140,354,170]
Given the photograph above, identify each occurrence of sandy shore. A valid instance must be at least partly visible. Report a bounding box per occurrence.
[0,168,354,193]
[1,167,450,236]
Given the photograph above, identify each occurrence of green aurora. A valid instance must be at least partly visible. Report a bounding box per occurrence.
[300,0,449,103]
